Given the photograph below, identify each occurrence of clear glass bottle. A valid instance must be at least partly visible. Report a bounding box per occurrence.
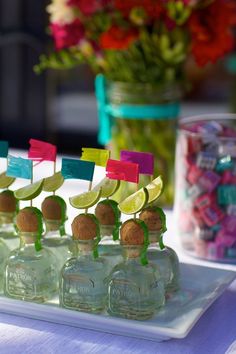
[60,213,107,313]
[147,231,180,297]
[4,231,58,303]
[0,191,20,293]
[95,200,122,273]
[0,190,19,251]
[0,239,11,292]
[139,206,180,297]
[41,195,74,271]
[42,219,74,271]
[4,207,58,303]
[0,212,19,251]
[107,219,165,320]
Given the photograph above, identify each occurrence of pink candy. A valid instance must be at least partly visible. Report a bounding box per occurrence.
[200,205,224,227]
[187,165,203,185]
[198,171,221,193]
[194,193,215,210]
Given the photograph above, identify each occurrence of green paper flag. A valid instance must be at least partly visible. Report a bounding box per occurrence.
[61,158,95,181]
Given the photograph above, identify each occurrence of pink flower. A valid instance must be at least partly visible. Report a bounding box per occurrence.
[50,19,84,50]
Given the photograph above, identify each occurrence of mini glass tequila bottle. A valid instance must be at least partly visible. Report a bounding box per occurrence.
[140,207,180,297]
[107,219,165,320]
[0,190,19,292]
[95,199,122,272]
[0,190,19,251]
[4,207,58,303]
[41,195,74,271]
[60,213,107,313]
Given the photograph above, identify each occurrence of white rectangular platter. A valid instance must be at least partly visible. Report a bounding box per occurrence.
[0,263,234,342]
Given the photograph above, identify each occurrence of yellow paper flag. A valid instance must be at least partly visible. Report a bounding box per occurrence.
[81,148,110,167]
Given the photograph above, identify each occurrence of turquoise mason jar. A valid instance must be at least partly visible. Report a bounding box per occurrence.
[95,75,182,207]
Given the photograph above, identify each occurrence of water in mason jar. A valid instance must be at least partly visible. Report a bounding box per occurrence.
[4,246,58,303]
[60,255,107,313]
[107,256,165,320]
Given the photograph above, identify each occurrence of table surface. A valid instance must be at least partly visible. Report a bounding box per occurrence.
[0,153,235,354]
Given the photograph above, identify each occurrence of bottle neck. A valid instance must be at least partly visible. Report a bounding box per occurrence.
[0,211,15,225]
[19,231,38,247]
[100,225,114,238]
[149,231,162,245]
[76,239,95,256]
[45,219,63,233]
[122,245,142,260]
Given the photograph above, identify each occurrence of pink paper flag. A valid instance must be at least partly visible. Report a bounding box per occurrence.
[28,139,57,162]
[120,150,154,175]
[106,159,139,184]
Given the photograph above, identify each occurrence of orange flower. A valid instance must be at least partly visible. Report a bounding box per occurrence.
[188,0,236,66]
[100,25,139,50]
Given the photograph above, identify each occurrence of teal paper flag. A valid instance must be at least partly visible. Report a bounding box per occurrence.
[61,158,95,181]
[7,155,32,179]
[0,141,9,158]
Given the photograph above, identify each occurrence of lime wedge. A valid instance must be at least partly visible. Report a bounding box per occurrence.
[14,179,44,201]
[43,172,64,192]
[119,187,148,215]
[93,177,120,198]
[69,189,101,209]
[0,172,15,189]
[146,175,163,204]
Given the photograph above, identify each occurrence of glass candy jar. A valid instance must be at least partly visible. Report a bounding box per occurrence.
[107,219,165,320]
[95,199,122,272]
[140,207,180,296]
[4,207,58,303]
[41,195,74,271]
[60,214,107,313]
[175,114,236,263]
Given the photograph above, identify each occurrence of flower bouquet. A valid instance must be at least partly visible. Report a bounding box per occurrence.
[36,0,236,206]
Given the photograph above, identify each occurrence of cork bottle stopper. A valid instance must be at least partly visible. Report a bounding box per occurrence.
[16,208,41,232]
[71,214,98,240]
[0,190,18,213]
[41,196,65,220]
[139,207,162,232]
[120,219,145,245]
[95,201,116,226]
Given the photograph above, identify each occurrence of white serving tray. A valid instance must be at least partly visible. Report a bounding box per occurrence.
[0,263,234,342]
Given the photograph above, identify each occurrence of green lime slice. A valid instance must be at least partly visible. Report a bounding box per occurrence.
[69,189,102,209]
[0,172,15,189]
[119,187,149,215]
[14,179,44,201]
[93,177,120,198]
[146,175,163,204]
[43,172,64,192]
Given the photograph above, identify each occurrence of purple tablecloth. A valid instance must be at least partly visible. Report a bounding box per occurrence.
[0,277,235,354]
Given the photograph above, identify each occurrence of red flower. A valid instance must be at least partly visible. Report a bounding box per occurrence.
[188,0,236,66]
[100,25,139,50]
[50,19,84,50]
[68,0,109,16]
[114,0,163,20]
